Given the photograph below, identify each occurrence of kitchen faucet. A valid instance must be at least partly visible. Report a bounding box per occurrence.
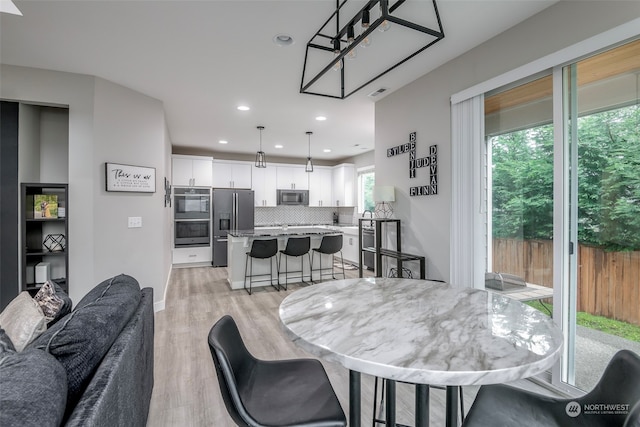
[363,209,374,227]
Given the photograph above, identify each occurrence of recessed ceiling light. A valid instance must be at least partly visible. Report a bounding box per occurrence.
[274,144,283,149]
[237,105,250,111]
[315,116,327,121]
[219,140,228,144]
[273,34,295,47]
[323,149,332,153]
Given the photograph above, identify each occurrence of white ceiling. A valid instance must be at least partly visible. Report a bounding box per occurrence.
[0,0,556,161]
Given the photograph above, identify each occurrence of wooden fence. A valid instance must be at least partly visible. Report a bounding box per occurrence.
[493,238,640,325]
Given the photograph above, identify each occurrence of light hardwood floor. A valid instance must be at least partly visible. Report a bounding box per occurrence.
[148,266,483,427]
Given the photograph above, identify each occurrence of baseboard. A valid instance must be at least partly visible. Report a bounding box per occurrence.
[153,264,172,313]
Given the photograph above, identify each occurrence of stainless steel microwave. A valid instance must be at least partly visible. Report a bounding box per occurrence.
[277,189,309,206]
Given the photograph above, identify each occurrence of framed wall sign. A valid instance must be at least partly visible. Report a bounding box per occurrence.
[105,162,156,193]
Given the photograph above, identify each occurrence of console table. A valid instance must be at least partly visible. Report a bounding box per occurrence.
[358,218,426,279]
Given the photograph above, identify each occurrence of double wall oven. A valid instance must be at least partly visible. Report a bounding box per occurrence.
[174,188,211,247]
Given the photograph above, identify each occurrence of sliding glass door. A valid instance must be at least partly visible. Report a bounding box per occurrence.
[562,40,640,391]
[485,38,640,392]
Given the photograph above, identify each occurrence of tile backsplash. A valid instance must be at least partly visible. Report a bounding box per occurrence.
[255,206,355,226]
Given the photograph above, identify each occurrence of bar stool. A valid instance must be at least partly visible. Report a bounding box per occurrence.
[244,238,279,295]
[278,236,311,290]
[311,234,346,283]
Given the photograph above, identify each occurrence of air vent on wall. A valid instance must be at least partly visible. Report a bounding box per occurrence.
[368,88,388,98]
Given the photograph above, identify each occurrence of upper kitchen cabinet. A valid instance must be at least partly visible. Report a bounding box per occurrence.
[252,167,277,206]
[276,165,309,190]
[212,160,252,189]
[332,164,355,206]
[172,155,213,187]
[308,166,333,207]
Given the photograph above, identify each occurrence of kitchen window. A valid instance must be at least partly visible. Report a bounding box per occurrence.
[357,167,375,214]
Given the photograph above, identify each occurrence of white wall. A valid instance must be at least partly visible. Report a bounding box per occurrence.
[1,65,172,306]
[375,1,640,282]
[92,77,169,303]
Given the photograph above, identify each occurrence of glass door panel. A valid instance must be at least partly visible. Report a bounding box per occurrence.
[485,75,555,313]
[565,39,640,391]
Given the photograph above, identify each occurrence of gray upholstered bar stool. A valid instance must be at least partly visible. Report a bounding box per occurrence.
[311,234,345,283]
[244,238,279,295]
[278,236,311,290]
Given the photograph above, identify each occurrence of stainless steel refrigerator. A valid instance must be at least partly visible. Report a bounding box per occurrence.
[212,188,254,267]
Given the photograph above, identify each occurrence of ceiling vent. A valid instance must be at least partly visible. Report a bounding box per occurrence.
[368,88,388,98]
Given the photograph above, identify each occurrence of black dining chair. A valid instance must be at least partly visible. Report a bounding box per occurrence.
[244,238,279,295]
[462,349,640,427]
[311,234,346,283]
[207,315,347,427]
[278,236,311,290]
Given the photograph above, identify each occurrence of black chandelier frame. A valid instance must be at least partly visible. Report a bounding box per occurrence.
[300,0,445,99]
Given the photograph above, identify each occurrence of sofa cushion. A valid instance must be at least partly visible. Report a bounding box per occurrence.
[0,347,68,427]
[0,292,47,351]
[0,328,17,356]
[28,274,141,413]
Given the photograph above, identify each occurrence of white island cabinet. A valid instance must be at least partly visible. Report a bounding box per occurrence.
[226,227,343,290]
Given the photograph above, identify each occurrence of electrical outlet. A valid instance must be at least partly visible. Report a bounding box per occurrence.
[128,216,142,228]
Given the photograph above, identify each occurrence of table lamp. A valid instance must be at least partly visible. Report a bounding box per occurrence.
[374,186,395,218]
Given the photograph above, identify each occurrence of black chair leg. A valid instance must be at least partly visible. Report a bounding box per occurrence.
[270,256,280,292]
[243,256,253,295]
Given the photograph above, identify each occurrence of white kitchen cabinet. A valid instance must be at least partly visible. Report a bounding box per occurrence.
[276,165,309,190]
[172,246,212,265]
[308,166,333,207]
[252,167,277,206]
[341,228,359,264]
[332,163,355,206]
[212,160,252,189]
[172,155,213,187]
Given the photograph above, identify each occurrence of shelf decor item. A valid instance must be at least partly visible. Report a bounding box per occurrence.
[43,234,66,252]
[33,194,58,218]
[374,185,395,218]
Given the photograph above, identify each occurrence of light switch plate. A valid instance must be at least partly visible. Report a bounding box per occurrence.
[128,216,142,228]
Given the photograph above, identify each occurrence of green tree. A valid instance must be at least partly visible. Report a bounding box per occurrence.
[491,104,640,251]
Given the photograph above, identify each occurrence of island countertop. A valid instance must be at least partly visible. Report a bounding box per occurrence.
[228,226,343,238]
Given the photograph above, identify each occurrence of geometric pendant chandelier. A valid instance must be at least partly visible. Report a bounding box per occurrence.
[300,0,444,99]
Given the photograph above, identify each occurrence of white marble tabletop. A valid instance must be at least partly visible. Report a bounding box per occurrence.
[279,277,563,386]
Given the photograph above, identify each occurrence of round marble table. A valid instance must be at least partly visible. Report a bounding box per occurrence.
[279,278,563,427]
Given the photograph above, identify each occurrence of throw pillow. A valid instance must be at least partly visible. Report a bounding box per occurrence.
[33,280,72,326]
[28,274,141,413]
[0,292,47,352]
[0,347,67,427]
[34,281,64,319]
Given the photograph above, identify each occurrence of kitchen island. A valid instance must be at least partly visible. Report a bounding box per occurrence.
[226,226,343,290]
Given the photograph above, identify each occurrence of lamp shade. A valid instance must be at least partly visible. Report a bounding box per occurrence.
[374,186,395,202]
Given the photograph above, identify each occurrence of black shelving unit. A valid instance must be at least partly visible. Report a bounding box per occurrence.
[21,183,68,294]
[358,218,425,279]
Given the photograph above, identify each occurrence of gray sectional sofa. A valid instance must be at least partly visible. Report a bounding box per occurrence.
[0,274,154,427]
